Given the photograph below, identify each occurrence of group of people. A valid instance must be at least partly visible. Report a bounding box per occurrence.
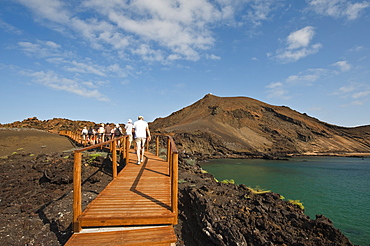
[81,116,151,165]
[81,123,123,144]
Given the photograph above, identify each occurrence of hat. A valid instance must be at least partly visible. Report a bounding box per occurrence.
[128,119,132,123]
[116,123,120,127]
[138,116,144,120]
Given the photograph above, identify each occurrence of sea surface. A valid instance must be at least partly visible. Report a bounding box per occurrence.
[201,157,370,245]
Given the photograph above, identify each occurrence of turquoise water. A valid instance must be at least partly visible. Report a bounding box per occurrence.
[201,157,370,245]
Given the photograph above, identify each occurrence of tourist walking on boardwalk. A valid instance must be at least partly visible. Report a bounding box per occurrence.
[81,127,88,140]
[125,119,133,149]
[104,123,112,141]
[133,116,151,164]
[113,123,123,147]
[87,126,94,144]
[97,123,105,143]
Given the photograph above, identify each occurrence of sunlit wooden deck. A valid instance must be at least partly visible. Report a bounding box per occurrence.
[79,150,176,228]
[60,132,178,246]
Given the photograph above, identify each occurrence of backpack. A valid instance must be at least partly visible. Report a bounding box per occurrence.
[115,127,121,136]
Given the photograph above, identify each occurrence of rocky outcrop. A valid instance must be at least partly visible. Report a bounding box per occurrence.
[0,117,99,133]
[151,94,370,157]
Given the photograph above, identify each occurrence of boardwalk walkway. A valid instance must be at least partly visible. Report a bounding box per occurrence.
[60,132,178,245]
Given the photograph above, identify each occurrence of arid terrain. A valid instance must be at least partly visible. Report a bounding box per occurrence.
[0,128,354,245]
[1,94,367,245]
[0,128,113,245]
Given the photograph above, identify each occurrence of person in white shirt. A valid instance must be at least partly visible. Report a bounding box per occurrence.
[125,119,133,149]
[97,123,105,143]
[133,116,151,164]
[81,127,88,140]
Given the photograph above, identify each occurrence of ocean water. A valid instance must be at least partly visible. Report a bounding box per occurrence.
[201,157,370,245]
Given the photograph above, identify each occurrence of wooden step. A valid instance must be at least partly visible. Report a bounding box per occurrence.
[65,226,177,246]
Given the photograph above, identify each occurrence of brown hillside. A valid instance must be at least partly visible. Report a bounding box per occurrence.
[151,94,370,157]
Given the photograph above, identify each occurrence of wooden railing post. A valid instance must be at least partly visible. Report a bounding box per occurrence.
[167,138,171,162]
[171,152,178,224]
[125,136,129,165]
[112,141,117,179]
[73,151,82,232]
[156,136,159,156]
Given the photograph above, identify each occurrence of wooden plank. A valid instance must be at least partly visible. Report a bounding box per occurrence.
[65,226,176,246]
[79,215,176,227]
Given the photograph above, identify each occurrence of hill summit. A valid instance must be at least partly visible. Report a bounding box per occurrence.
[151,94,370,157]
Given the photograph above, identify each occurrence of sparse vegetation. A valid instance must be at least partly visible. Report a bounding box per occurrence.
[248,186,271,194]
[288,199,304,210]
[221,179,235,184]
[87,153,101,164]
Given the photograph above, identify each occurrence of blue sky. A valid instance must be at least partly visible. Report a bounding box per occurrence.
[1,0,369,127]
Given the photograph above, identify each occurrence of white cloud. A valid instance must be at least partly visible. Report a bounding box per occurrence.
[0,19,23,35]
[332,60,352,71]
[307,0,370,20]
[64,61,106,77]
[336,85,356,94]
[26,70,109,101]
[246,0,276,26]
[131,44,165,62]
[352,90,370,99]
[333,83,370,105]
[266,82,290,99]
[275,26,322,63]
[287,26,316,50]
[14,0,284,63]
[286,68,328,85]
[16,0,226,62]
[16,0,70,23]
[206,54,221,60]
[18,40,62,58]
[266,82,283,88]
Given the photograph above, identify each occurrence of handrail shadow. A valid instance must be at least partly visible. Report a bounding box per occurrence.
[129,156,171,210]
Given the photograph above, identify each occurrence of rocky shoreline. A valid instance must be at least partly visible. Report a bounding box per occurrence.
[0,149,355,246]
[175,155,354,246]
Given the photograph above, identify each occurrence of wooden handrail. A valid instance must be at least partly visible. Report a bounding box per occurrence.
[59,130,179,232]
[152,133,178,219]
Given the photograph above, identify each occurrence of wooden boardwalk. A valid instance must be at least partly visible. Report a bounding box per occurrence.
[64,136,178,245]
